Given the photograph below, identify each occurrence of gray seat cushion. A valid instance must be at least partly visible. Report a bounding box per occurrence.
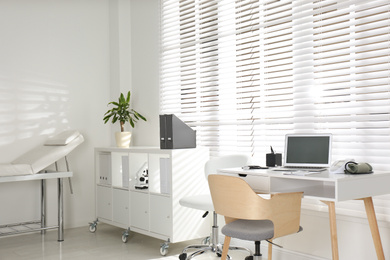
[222,219,303,241]
[222,219,274,241]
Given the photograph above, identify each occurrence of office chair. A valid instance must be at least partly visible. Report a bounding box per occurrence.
[178,154,251,260]
[208,174,303,260]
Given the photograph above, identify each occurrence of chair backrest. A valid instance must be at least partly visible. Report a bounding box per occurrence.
[208,174,303,239]
[204,154,250,179]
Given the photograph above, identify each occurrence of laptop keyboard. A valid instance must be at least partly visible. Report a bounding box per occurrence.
[273,166,327,172]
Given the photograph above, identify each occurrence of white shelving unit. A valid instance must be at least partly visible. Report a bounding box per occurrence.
[90,147,210,255]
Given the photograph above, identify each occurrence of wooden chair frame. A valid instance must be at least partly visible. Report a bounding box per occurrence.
[208,174,303,260]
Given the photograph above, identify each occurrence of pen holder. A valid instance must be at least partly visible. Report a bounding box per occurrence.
[266,153,282,167]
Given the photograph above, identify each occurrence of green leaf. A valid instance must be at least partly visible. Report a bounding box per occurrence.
[108,101,119,107]
[119,93,125,103]
[126,91,131,103]
[133,110,147,121]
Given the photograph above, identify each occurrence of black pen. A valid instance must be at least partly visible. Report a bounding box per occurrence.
[270,146,274,154]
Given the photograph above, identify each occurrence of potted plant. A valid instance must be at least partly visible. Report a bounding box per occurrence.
[103,91,147,147]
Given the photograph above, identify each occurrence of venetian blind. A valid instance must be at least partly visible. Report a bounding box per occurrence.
[160,0,390,219]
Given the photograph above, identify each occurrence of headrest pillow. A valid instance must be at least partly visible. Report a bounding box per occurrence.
[44,130,81,146]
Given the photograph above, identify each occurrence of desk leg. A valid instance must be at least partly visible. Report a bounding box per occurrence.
[362,197,385,260]
[58,178,64,242]
[322,201,339,260]
[41,179,46,235]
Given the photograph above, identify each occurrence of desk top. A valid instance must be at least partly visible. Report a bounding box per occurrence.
[219,167,390,182]
[218,167,390,201]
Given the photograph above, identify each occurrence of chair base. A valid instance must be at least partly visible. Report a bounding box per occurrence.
[179,212,253,260]
[244,256,262,260]
[179,243,253,260]
[245,241,263,260]
[179,244,222,260]
[179,224,225,260]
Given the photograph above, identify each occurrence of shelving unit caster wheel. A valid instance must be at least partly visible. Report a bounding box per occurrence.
[160,241,169,256]
[89,225,96,233]
[121,228,130,243]
[122,233,128,243]
[178,253,187,260]
[88,220,98,233]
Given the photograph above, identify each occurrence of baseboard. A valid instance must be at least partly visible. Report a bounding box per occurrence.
[228,237,328,260]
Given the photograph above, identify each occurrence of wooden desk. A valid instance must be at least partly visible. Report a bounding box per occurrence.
[0,172,73,242]
[218,168,390,260]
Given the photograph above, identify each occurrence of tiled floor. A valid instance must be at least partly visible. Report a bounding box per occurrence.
[0,224,252,260]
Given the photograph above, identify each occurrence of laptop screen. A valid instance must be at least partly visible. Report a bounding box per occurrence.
[284,134,332,168]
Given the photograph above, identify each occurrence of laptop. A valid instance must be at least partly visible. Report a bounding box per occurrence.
[274,133,332,172]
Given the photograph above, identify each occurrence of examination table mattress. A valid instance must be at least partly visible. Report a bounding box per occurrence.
[0,130,84,177]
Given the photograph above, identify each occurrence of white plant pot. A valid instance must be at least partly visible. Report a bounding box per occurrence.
[115,132,132,148]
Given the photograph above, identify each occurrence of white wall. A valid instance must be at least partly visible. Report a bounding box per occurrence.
[0,0,111,228]
[129,0,160,147]
[107,0,159,147]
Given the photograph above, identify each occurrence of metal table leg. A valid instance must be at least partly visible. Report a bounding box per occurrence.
[41,179,46,234]
[58,178,64,242]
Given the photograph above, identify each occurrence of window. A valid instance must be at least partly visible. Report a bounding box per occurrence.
[160,0,390,219]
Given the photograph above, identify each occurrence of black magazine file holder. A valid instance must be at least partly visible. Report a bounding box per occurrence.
[159,114,196,149]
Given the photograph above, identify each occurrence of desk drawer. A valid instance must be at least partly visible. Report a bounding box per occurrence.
[220,172,270,193]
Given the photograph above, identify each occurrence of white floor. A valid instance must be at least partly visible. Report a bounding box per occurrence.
[0,224,253,260]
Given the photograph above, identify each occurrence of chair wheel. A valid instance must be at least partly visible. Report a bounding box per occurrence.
[179,253,187,260]
[201,236,210,245]
[216,247,222,257]
[245,256,254,260]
